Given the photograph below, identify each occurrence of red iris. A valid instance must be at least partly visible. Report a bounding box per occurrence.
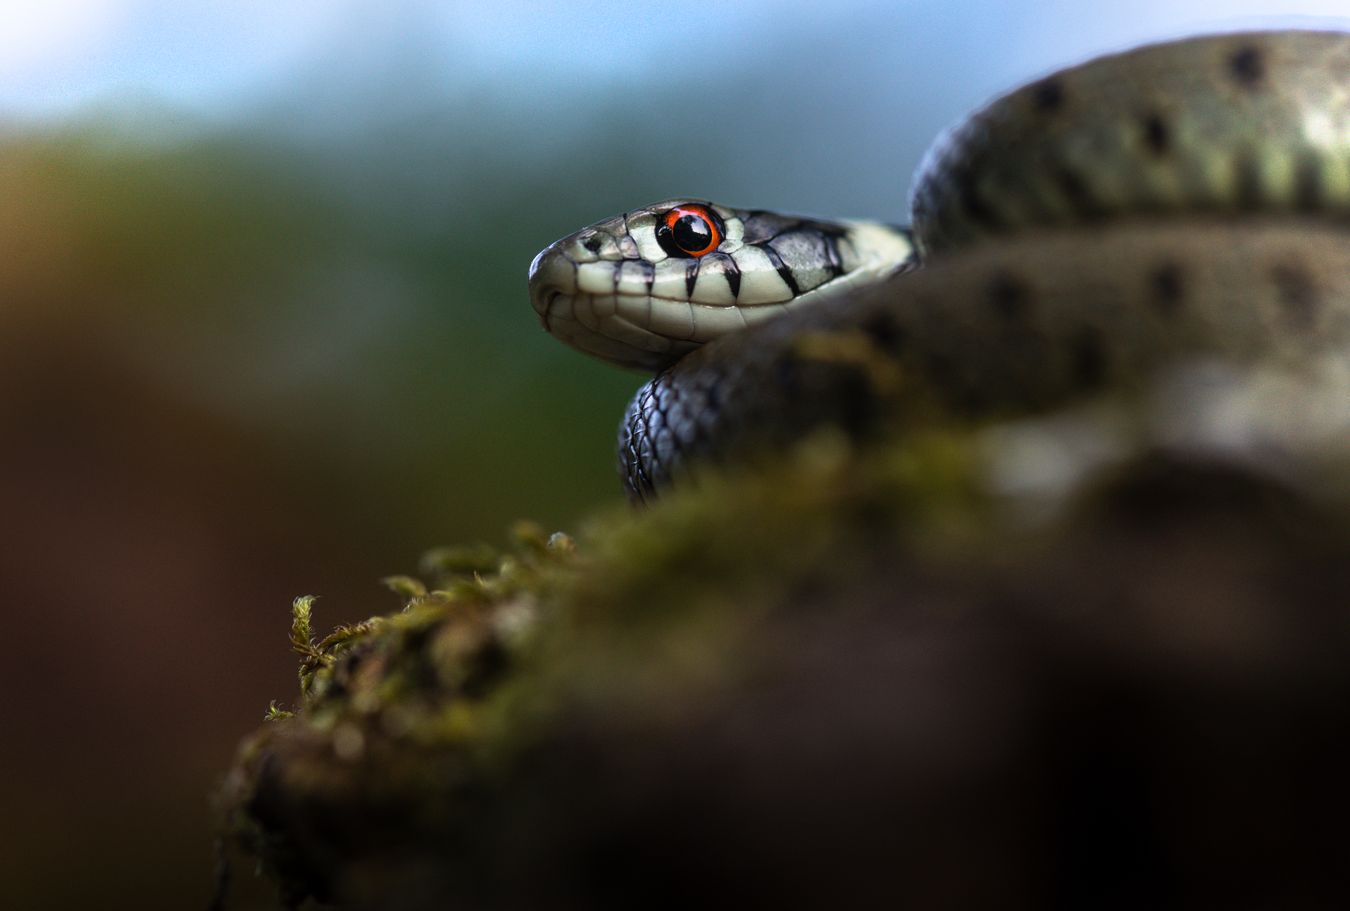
[656,203,724,258]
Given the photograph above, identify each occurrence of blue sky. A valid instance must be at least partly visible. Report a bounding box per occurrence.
[4,0,1348,123]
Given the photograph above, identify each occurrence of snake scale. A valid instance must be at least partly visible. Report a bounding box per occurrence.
[528,31,1350,502]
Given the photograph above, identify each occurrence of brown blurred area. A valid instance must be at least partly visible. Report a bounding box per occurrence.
[0,325,368,906]
[0,125,632,907]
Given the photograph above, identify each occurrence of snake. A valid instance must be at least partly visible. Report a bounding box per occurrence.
[527,30,1350,502]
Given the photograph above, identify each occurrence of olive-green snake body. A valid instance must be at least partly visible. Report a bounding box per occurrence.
[527,31,1350,501]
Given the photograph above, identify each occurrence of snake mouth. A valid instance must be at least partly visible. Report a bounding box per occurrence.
[539,290,563,332]
[528,244,583,331]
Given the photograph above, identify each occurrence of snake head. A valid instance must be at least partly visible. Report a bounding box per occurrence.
[529,198,917,372]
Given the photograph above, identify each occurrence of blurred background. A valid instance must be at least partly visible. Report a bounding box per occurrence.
[1,1,1344,907]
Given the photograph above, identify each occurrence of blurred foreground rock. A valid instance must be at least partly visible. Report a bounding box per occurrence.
[220,360,1350,909]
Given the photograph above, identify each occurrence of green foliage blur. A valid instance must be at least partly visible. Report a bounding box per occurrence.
[2,118,645,550]
[0,107,658,908]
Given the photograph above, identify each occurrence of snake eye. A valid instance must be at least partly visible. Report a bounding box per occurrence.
[655,204,724,258]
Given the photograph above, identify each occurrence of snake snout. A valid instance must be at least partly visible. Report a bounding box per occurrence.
[527,246,576,324]
[527,246,549,285]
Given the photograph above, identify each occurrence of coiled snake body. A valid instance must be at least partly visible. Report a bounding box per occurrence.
[528,31,1350,501]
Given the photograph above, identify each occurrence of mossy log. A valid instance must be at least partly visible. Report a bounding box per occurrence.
[219,363,1350,909]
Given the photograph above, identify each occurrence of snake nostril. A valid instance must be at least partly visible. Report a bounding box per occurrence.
[582,233,603,253]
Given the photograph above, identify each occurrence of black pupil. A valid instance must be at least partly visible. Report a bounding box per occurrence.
[672,213,712,252]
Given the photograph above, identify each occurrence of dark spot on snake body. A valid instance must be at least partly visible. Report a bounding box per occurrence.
[774,353,804,395]
[1271,263,1319,329]
[952,165,1003,231]
[987,273,1031,320]
[1233,149,1263,209]
[1149,263,1186,314]
[861,312,908,355]
[833,369,881,437]
[1031,78,1064,112]
[703,378,721,415]
[770,347,883,438]
[1071,327,1107,389]
[1294,152,1324,211]
[1141,113,1170,156]
[1228,45,1265,88]
[1053,165,1104,219]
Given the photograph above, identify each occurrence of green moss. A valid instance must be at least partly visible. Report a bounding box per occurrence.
[218,406,1350,908]
[218,428,999,896]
